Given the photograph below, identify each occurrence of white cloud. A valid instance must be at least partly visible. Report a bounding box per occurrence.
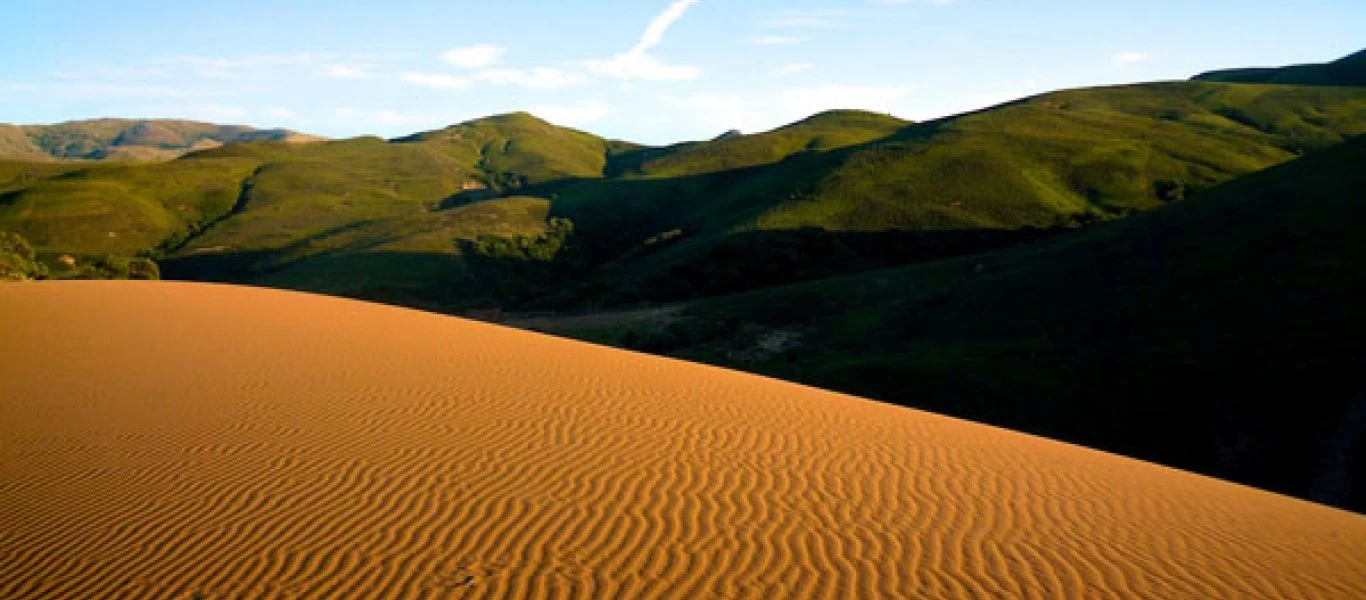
[664,83,911,134]
[180,104,250,122]
[584,53,700,81]
[666,93,770,133]
[265,107,297,119]
[160,53,316,78]
[400,72,471,90]
[763,9,848,29]
[750,35,806,45]
[584,0,703,81]
[320,64,370,79]
[528,100,611,127]
[1113,51,1149,64]
[873,0,963,5]
[442,45,505,69]
[776,84,912,116]
[0,81,219,100]
[777,63,812,76]
[331,107,455,130]
[50,65,171,80]
[473,67,584,89]
[116,103,252,123]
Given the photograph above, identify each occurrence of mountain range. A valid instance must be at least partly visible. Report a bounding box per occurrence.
[3,49,1365,510]
[0,118,321,162]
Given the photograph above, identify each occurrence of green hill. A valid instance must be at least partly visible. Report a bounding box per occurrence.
[3,81,1365,308]
[394,112,635,188]
[0,157,261,257]
[3,118,322,161]
[566,135,1366,511]
[1195,49,1366,86]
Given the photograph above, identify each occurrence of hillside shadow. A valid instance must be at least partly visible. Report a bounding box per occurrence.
[601,226,1063,304]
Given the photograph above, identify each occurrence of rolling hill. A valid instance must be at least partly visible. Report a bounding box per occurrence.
[1195,49,1366,87]
[3,281,1365,599]
[541,81,1366,304]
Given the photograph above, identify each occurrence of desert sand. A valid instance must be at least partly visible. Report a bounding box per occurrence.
[2,281,1364,599]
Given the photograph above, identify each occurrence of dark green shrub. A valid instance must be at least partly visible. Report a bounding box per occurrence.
[0,231,47,280]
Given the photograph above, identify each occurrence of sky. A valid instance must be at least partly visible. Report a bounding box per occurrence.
[2,0,1363,144]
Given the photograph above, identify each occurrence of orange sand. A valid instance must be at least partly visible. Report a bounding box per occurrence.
[2,281,1364,599]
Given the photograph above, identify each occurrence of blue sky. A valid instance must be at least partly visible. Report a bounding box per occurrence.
[2,0,1363,144]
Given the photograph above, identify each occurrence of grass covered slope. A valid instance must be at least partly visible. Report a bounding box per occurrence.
[606,110,908,178]
[579,135,1366,510]
[4,281,1366,599]
[0,125,50,161]
[543,81,1366,302]
[0,157,261,257]
[1195,48,1366,87]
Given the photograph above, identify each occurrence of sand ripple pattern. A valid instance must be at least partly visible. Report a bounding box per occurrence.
[3,281,1365,599]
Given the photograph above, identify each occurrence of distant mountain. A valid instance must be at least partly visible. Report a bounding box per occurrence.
[2,118,322,161]
[1194,49,1366,86]
[0,125,49,161]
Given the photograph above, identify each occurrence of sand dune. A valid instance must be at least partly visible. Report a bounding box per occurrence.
[2,281,1364,599]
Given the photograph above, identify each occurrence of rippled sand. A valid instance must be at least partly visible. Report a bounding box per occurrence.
[3,281,1364,599]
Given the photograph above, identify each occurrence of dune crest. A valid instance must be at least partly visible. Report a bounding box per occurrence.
[2,281,1364,599]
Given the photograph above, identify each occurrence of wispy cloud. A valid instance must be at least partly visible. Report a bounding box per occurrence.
[0,80,225,100]
[1113,51,1149,64]
[872,0,964,5]
[50,65,171,80]
[584,0,703,81]
[331,107,456,130]
[528,100,611,127]
[763,9,848,29]
[749,35,806,45]
[472,67,584,89]
[158,53,317,78]
[776,63,812,76]
[265,107,297,119]
[442,45,505,69]
[400,72,471,90]
[319,64,371,79]
[665,83,911,134]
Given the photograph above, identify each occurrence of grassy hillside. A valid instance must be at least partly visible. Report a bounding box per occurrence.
[559,136,1366,511]
[394,112,629,188]
[544,81,1366,302]
[5,80,1366,308]
[1195,49,1366,86]
[5,118,320,161]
